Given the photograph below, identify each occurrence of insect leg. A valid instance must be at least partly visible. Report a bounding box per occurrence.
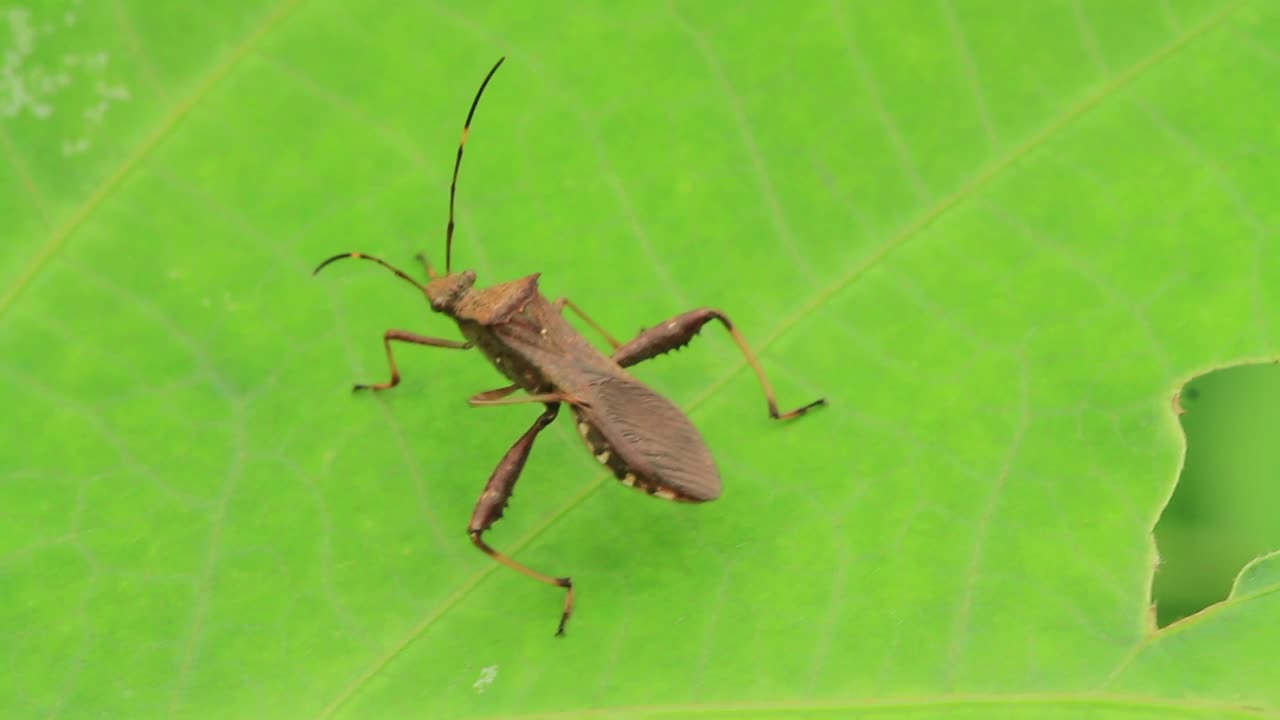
[552,297,622,349]
[353,330,472,392]
[611,308,826,420]
[469,391,589,408]
[468,402,575,635]
[470,384,519,403]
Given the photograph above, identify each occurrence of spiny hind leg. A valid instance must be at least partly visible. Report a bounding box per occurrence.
[611,308,826,420]
[468,402,574,635]
[352,330,471,392]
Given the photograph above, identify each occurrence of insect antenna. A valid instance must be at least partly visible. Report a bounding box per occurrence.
[446,56,506,274]
[312,252,425,293]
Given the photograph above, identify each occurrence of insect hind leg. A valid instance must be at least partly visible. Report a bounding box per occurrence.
[611,308,826,420]
[468,402,574,635]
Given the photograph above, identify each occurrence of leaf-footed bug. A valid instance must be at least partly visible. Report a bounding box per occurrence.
[315,57,825,635]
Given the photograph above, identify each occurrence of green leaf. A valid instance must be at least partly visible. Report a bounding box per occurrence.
[3,1,1278,718]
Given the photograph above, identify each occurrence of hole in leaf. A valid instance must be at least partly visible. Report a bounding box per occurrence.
[1153,363,1280,626]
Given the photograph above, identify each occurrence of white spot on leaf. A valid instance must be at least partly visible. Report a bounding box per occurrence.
[60,137,88,156]
[1,9,129,159]
[96,81,130,101]
[473,665,498,693]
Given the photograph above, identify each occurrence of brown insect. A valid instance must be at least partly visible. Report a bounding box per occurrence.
[315,57,824,635]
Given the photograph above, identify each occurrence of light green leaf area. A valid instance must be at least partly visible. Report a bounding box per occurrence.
[2,1,1278,718]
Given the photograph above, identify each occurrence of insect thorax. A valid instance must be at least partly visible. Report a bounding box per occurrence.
[459,319,552,393]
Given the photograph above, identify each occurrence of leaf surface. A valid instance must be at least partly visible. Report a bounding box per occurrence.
[2,1,1278,718]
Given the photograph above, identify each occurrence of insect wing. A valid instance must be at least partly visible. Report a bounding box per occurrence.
[586,376,722,502]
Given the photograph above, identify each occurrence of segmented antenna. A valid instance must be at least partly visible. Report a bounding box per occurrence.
[447,56,506,273]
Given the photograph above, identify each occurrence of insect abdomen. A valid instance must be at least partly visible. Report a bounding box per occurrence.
[571,407,715,503]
